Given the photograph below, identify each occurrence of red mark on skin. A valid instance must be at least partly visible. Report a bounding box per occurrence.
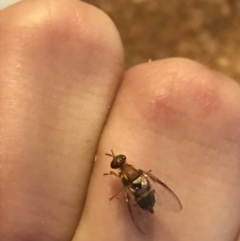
[189,79,223,117]
[148,94,186,129]
[146,81,223,131]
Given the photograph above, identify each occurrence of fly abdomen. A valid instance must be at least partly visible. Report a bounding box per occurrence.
[135,188,156,212]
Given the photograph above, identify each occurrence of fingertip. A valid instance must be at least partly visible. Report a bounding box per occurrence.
[2,0,123,54]
[124,58,240,133]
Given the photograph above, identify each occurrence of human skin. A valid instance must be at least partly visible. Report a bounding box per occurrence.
[0,0,240,240]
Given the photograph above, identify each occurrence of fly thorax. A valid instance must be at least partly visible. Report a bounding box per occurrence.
[131,176,144,191]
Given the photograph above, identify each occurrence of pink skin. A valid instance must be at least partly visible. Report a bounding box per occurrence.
[1,0,240,241]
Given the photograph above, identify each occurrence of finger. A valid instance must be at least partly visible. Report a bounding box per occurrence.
[0,0,123,240]
[0,0,20,10]
[76,59,240,240]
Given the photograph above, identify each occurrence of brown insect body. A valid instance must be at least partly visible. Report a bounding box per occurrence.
[120,163,156,213]
[105,150,182,234]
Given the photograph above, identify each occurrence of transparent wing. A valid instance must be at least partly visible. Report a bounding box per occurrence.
[140,170,182,212]
[124,186,152,235]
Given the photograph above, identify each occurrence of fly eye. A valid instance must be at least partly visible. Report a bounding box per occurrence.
[110,155,126,169]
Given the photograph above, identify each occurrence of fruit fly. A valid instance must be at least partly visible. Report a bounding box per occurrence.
[104,150,182,234]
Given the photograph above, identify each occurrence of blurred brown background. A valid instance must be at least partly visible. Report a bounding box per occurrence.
[84,0,240,83]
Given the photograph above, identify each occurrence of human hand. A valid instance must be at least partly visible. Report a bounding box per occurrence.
[1,0,240,240]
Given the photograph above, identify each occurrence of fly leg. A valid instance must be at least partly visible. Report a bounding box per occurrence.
[109,191,122,201]
[103,171,119,178]
[140,169,152,177]
[104,171,122,200]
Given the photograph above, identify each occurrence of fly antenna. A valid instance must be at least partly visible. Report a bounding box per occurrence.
[105,149,115,158]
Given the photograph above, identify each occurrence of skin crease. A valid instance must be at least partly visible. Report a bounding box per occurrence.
[0,1,240,241]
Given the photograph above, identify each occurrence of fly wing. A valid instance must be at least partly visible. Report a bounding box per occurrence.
[124,186,152,234]
[140,170,182,212]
